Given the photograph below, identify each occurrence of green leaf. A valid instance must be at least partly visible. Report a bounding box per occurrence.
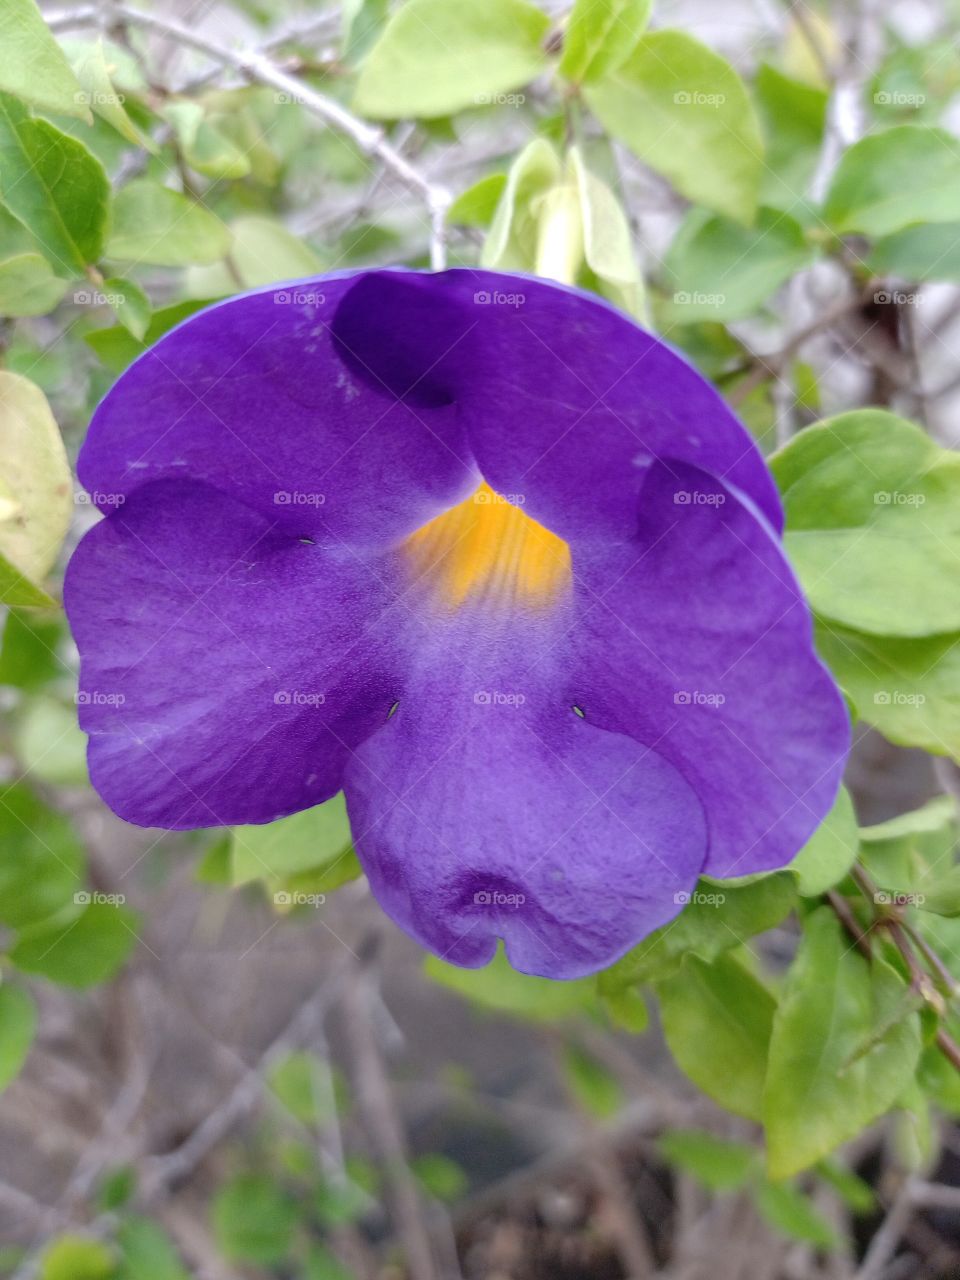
[426,946,597,1020]
[0,371,71,588]
[753,64,827,212]
[816,621,960,757]
[753,1180,836,1247]
[267,1051,342,1125]
[816,1157,875,1213]
[0,0,86,118]
[773,410,960,637]
[601,984,649,1032]
[481,136,561,271]
[185,215,323,297]
[11,901,139,988]
[73,38,154,149]
[106,180,230,267]
[869,222,960,283]
[656,953,776,1120]
[824,125,960,236]
[304,1243,355,1280]
[0,782,85,929]
[585,30,763,223]
[0,983,36,1092]
[212,1174,297,1265]
[0,548,56,607]
[763,908,922,1178]
[657,1129,756,1191]
[342,0,390,65]
[231,792,356,887]
[0,608,63,690]
[40,1236,115,1280]
[353,0,550,119]
[447,173,507,228]
[0,253,69,317]
[13,695,89,786]
[570,146,643,314]
[0,93,109,273]
[102,275,151,341]
[559,0,652,85]
[85,298,211,373]
[165,100,250,179]
[195,834,232,886]
[858,796,957,907]
[411,1153,468,1202]
[600,873,795,989]
[663,206,814,322]
[562,1044,623,1118]
[788,785,859,896]
[116,1218,189,1280]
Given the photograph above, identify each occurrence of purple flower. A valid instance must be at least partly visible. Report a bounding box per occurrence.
[65,269,849,979]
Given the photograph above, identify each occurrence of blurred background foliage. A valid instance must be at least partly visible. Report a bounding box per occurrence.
[5,0,960,1276]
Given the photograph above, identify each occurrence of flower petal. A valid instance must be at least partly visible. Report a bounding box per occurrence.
[64,479,401,827]
[569,460,849,877]
[342,612,707,979]
[77,271,478,548]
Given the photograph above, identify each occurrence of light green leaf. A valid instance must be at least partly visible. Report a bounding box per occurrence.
[342,0,390,65]
[0,253,69,317]
[0,549,56,607]
[0,371,72,587]
[562,1044,623,1118]
[40,1236,115,1280]
[353,0,550,119]
[773,410,960,636]
[267,1051,342,1125]
[165,100,250,179]
[116,1217,189,1280]
[231,792,357,888]
[426,946,597,1020]
[753,1180,836,1247]
[0,983,36,1092]
[656,952,776,1120]
[0,0,86,118]
[186,215,323,297]
[11,901,139,988]
[788,785,859,896]
[13,695,89,786]
[824,125,960,236]
[664,206,814,322]
[763,908,922,1178]
[858,796,957,907]
[600,873,795,989]
[816,621,960,758]
[212,1174,297,1265]
[73,38,154,149]
[658,1129,757,1191]
[559,0,652,85]
[102,275,151,340]
[411,1153,467,1202]
[868,222,960,282]
[585,30,763,223]
[570,145,643,314]
[304,1243,355,1280]
[0,92,109,273]
[0,608,63,690]
[754,64,827,212]
[106,180,230,267]
[481,136,561,271]
[447,173,507,228]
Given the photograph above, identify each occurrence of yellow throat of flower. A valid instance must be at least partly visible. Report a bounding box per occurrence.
[405,482,572,610]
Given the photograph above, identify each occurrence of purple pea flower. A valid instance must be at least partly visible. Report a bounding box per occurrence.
[65,269,849,979]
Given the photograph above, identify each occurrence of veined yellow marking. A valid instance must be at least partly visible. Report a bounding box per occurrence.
[405,482,572,609]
